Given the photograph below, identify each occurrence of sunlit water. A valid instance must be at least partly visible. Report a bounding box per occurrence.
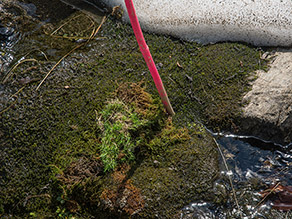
[0,1,38,73]
[0,23,19,73]
[182,133,292,218]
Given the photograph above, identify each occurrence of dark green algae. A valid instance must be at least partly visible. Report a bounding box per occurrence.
[0,6,269,218]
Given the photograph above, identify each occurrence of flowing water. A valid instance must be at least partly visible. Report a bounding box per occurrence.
[1,1,292,218]
[182,133,292,218]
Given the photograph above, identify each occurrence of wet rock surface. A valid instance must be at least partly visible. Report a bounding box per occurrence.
[240,50,292,145]
[0,1,221,217]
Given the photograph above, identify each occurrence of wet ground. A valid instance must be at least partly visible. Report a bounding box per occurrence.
[1,0,292,218]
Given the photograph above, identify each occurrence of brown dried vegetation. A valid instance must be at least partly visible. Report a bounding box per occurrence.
[115,81,159,118]
[100,164,145,216]
[59,156,103,188]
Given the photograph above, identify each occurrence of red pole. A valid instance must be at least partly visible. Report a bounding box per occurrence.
[124,0,175,115]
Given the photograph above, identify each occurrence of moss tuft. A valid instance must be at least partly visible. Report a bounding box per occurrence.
[98,99,145,172]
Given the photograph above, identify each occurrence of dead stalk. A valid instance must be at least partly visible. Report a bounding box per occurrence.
[254,181,281,210]
[0,100,17,115]
[36,16,106,91]
[50,14,83,36]
[213,138,242,216]
[3,58,38,83]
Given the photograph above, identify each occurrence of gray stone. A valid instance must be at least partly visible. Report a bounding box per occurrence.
[240,50,292,145]
[99,0,292,46]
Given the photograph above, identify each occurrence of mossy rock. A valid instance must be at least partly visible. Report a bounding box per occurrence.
[56,98,218,218]
[0,5,267,217]
[130,125,218,218]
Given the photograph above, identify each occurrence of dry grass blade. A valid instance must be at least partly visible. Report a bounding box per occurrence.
[50,13,97,41]
[254,182,281,210]
[36,16,106,91]
[49,35,106,41]
[35,44,83,91]
[0,100,17,115]
[213,138,242,216]
[0,85,26,115]
[50,14,83,36]
[3,58,38,83]
[35,49,49,61]
[11,86,25,98]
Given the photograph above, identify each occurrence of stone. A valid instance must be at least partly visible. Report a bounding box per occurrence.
[240,49,292,145]
[99,0,292,46]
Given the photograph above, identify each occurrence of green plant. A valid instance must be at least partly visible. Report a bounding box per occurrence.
[55,190,77,219]
[56,206,75,219]
[98,99,146,172]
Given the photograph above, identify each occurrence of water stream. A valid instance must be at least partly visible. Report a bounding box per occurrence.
[182,133,292,218]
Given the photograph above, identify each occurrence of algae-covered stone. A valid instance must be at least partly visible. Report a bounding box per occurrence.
[130,123,218,218]
[57,84,218,218]
[0,3,267,217]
